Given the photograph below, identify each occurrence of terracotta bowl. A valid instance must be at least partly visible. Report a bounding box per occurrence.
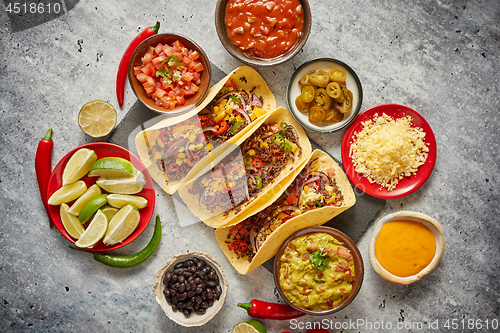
[215,0,312,67]
[128,33,212,115]
[369,211,445,285]
[154,252,228,327]
[273,226,364,315]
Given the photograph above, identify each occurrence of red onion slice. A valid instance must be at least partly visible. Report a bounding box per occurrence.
[233,107,252,124]
[249,93,263,107]
[165,138,188,157]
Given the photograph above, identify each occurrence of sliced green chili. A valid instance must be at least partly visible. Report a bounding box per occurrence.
[255,176,262,188]
[232,120,244,135]
[243,155,253,166]
[281,142,292,153]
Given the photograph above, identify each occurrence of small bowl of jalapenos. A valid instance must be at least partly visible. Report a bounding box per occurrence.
[287,58,363,133]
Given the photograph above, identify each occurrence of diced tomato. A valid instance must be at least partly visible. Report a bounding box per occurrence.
[230,227,238,236]
[189,50,199,60]
[154,43,163,55]
[153,89,167,99]
[133,66,143,76]
[227,242,234,251]
[286,195,298,205]
[141,63,155,76]
[182,71,194,82]
[182,56,191,65]
[163,44,173,56]
[337,247,353,260]
[172,40,185,50]
[176,95,185,105]
[141,52,153,65]
[193,62,204,72]
[136,73,149,83]
[152,55,167,69]
[281,216,293,224]
[143,82,155,94]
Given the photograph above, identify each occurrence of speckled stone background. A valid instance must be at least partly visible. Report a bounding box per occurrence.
[1,0,499,332]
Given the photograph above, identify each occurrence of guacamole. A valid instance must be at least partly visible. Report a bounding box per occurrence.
[279,232,355,310]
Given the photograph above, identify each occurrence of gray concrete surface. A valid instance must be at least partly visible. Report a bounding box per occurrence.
[0,0,499,332]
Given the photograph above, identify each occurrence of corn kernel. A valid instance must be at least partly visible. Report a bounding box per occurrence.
[157,138,165,148]
[188,132,197,143]
[195,143,204,150]
[214,106,220,113]
[204,143,214,152]
[225,106,234,114]
[304,185,309,194]
[188,144,196,151]
[177,153,186,159]
[213,112,225,123]
[154,152,162,159]
[176,159,183,166]
[250,112,257,121]
[235,115,242,122]
[260,142,268,148]
[248,149,256,156]
[219,99,227,107]
[178,146,185,153]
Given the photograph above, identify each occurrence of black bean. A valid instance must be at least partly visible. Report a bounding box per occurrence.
[184,260,194,267]
[195,271,205,279]
[178,283,186,293]
[195,308,206,315]
[215,285,222,296]
[185,300,193,309]
[174,262,185,269]
[191,281,197,290]
[189,266,197,274]
[186,283,191,292]
[171,295,177,304]
[172,283,180,290]
[171,274,178,283]
[163,289,170,298]
[194,277,201,285]
[171,304,177,312]
[169,288,177,297]
[193,257,199,264]
[202,266,211,275]
[182,271,192,278]
[164,272,172,284]
[193,302,200,310]
[195,295,202,304]
[200,301,208,309]
[207,280,217,288]
[195,287,203,294]
[206,288,213,299]
[177,275,185,284]
[197,260,206,269]
[177,292,187,301]
[214,274,219,283]
[182,309,191,318]
[214,293,220,301]
[173,268,185,275]
[165,296,171,304]
[208,270,216,280]
[207,299,214,307]
[199,281,206,290]
[187,290,196,298]
[177,302,184,309]
[202,291,207,300]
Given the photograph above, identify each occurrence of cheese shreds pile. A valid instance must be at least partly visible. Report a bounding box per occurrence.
[349,113,429,191]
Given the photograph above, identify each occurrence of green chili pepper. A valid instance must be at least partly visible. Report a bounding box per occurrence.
[229,95,242,104]
[280,122,288,128]
[232,120,244,135]
[71,215,162,267]
[255,176,262,188]
[218,86,230,98]
[243,155,253,166]
[281,142,292,153]
[270,133,284,145]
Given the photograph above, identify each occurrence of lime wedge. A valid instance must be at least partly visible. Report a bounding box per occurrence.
[232,320,267,333]
[62,148,98,186]
[103,205,141,245]
[88,157,136,178]
[75,210,108,248]
[60,203,85,239]
[78,100,117,138]
[48,181,87,206]
[78,194,108,223]
[96,171,146,195]
[68,184,101,216]
[101,205,119,221]
[107,194,148,209]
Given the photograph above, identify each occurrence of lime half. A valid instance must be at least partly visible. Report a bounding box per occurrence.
[62,148,97,186]
[75,210,108,248]
[88,157,136,178]
[103,204,140,245]
[78,100,117,138]
[78,194,108,223]
[232,320,267,333]
[48,181,87,206]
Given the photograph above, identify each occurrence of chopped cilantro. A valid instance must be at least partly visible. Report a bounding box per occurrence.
[229,95,242,104]
[314,277,326,283]
[162,55,182,67]
[172,71,182,82]
[310,250,331,271]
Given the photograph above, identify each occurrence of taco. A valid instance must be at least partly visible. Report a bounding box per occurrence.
[135,66,276,194]
[177,107,312,228]
[214,149,356,275]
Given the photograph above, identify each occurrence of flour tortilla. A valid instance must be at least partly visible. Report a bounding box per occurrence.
[135,66,276,194]
[177,107,312,228]
[215,149,356,275]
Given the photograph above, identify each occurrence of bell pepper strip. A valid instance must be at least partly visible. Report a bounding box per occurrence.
[187,154,201,167]
[116,21,160,108]
[231,120,244,135]
[233,240,248,252]
[35,128,54,228]
[252,157,263,169]
[71,215,162,267]
[213,120,228,135]
[237,299,305,320]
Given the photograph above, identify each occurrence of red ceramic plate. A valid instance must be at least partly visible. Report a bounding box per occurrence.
[47,142,156,251]
[341,104,437,199]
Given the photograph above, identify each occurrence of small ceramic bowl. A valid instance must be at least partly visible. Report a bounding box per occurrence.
[154,252,228,327]
[369,211,445,285]
[273,226,364,315]
[215,0,311,67]
[128,33,212,115]
[287,58,363,133]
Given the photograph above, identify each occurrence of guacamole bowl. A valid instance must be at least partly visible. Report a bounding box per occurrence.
[273,226,364,315]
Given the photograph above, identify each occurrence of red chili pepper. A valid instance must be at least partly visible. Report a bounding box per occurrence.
[213,120,228,135]
[168,162,180,172]
[233,240,248,252]
[252,157,263,169]
[237,299,305,320]
[198,115,210,127]
[159,129,172,144]
[116,21,160,108]
[187,154,201,167]
[281,216,293,224]
[35,128,54,228]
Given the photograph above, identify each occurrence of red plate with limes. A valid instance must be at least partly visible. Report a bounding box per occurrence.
[47,142,155,251]
[341,104,437,199]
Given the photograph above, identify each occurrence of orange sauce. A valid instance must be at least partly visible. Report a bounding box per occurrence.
[375,220,436,277]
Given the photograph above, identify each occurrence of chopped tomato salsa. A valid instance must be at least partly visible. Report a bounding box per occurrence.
[134,40,204,110]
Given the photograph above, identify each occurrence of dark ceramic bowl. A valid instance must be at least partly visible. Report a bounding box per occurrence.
[128,33,212,115]
[287,58,363,133]
[215,0,311,67]
[273,226,364,315]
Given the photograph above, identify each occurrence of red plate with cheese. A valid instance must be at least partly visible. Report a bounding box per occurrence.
[341,104,437,199]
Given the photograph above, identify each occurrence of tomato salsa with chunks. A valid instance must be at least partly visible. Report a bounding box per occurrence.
[225,0,304,59]
[134,40,204,110]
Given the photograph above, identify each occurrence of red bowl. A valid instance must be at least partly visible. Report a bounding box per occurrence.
[47,142,156,251]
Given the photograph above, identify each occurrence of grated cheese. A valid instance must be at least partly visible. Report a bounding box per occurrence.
[349,113,429,191]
